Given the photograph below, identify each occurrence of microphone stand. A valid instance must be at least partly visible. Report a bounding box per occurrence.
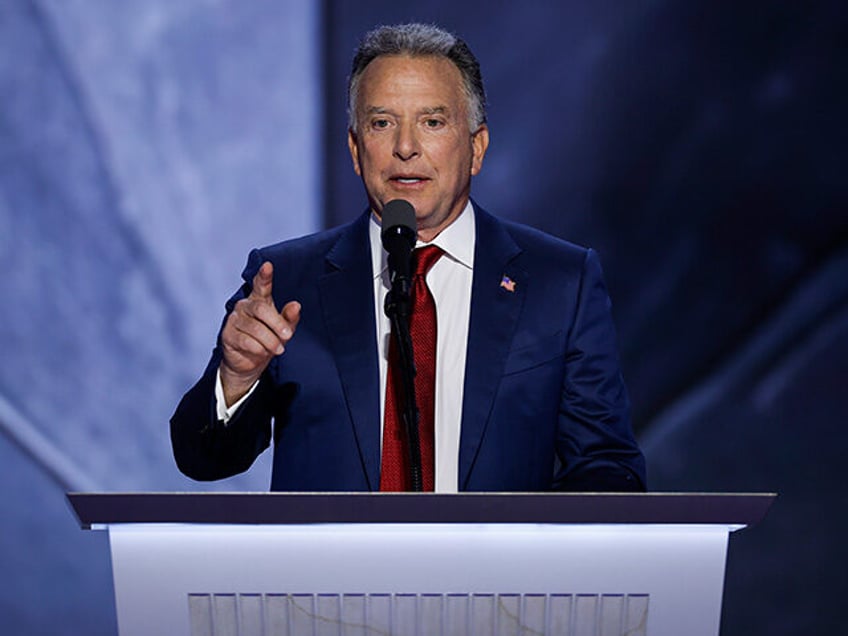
[384,280,423,492]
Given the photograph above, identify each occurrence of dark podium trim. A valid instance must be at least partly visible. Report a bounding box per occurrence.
[67,492,775,530]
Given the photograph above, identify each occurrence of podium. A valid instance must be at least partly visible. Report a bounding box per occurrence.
[68,492,773,636]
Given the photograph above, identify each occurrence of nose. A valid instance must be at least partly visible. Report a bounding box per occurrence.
[393,121,420,161]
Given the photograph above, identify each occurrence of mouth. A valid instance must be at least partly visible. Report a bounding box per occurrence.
[389,174,430,185]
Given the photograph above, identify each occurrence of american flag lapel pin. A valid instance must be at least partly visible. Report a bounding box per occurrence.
[500,275,516,293]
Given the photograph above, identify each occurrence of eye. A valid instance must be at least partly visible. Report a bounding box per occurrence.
[370,118,391,130]
[424,118,445,129]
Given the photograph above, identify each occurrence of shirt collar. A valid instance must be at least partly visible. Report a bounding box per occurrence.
[369,200,476,279]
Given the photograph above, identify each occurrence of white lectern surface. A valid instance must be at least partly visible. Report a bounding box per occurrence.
[68,492,774,636]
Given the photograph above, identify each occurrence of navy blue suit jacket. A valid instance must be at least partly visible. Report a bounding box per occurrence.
[171,206,646,491]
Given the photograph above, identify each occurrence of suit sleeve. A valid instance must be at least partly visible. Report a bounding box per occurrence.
[553,249,647,491]
[169,249,277,481]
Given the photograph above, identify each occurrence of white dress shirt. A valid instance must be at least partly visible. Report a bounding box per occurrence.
[371,201,475,493]
[217,201,476,492]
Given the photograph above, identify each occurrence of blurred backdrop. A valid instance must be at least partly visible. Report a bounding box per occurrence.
[1,1,845,634]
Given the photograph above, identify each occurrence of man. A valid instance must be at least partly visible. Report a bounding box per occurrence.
[171,23,646,492]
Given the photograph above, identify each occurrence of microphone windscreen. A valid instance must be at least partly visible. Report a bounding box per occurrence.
[380,200,417,286]
[381,199,416,239]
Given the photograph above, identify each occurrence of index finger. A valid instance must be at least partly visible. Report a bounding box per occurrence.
[250,261,274,299]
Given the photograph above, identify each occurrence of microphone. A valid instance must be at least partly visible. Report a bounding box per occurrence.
[380,199,424,491]
[381,199,417,301]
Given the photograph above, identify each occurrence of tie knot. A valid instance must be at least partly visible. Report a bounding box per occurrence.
[413,245,444,278]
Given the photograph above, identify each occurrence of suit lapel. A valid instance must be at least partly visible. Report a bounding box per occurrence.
[318,212,381,490]
[459,207,525,489]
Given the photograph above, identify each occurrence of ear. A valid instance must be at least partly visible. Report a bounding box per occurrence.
[347,128,362,177]
[470,124,489,176]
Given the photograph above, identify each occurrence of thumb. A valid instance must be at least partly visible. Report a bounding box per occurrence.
[281,300,301,327]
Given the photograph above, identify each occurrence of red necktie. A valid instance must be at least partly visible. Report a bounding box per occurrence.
[380,245,443,491]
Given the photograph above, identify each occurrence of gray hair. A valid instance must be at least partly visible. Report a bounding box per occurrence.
[347,23,487,132]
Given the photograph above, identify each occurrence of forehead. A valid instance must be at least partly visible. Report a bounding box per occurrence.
[355,54,466,111]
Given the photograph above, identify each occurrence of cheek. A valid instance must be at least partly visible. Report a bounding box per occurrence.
[444,148,474,179]
[360,142,391,168]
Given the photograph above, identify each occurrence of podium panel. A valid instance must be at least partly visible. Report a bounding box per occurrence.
[68,492,774,636]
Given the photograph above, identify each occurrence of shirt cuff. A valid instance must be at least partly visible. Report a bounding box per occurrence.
[215,368,259,424]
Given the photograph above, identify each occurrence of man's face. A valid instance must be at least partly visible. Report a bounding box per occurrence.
[348,55,489,242]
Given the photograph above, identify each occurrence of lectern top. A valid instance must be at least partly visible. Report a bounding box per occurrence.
[67,492,775,529]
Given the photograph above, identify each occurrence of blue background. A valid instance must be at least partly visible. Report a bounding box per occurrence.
[1,1,845,633]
